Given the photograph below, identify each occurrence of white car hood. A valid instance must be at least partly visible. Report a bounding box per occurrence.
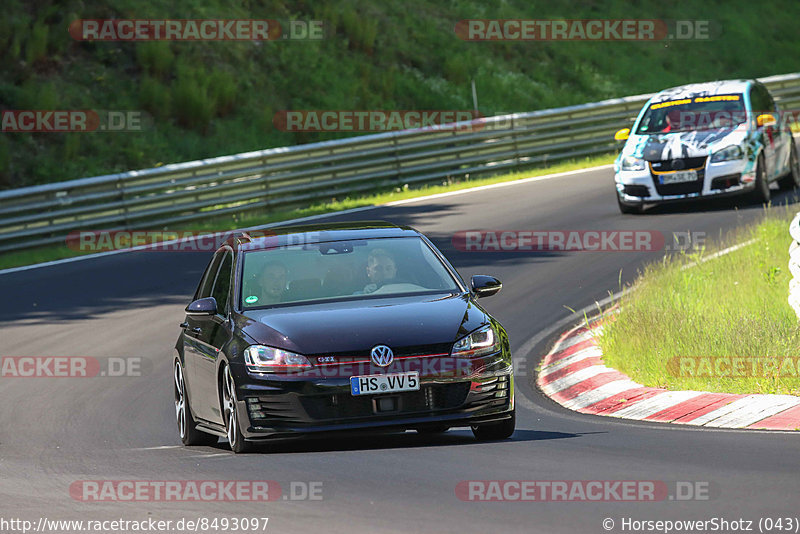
[623,127,748,161]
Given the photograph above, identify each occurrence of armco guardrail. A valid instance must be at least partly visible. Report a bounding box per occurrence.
[2,73,800,254]
[789,212,800,319]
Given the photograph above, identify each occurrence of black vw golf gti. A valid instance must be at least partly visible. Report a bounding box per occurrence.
[174,222,514,452]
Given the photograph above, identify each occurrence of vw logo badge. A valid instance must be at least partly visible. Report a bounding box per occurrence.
[371,345,394,367]
[672,159,685,170]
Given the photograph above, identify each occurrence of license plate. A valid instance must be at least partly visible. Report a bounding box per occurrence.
[660,170,697,184]
[350,372,420,395]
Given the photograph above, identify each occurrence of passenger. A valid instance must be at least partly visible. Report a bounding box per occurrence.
[361,249,397,294]
[257,261,288,304]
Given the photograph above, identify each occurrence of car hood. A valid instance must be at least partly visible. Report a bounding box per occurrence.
[237,293,488,354]
[624,127,748,161]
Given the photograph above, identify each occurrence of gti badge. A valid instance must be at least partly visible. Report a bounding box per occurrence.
[370,345,394,367]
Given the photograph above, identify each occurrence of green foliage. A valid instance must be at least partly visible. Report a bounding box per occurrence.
[208,70,237,117]
[171,64,213,131]
[340,7,379,54]
[136,42,174,78]
[25,20,49,65]
[600,210,800,395]
[0,136,10,188]
[139,76,171,120]
[2,0,800,188]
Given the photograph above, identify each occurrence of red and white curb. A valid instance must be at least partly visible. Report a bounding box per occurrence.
[537,320,800,431]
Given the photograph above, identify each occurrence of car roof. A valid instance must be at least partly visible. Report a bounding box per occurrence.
[225,221,422,251]
[649,79,754,103]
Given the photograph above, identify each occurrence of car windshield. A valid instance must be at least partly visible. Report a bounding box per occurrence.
[635,94,747,134]
[239,236,461,309]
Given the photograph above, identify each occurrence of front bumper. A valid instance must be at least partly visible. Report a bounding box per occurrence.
[229,354,514,440]
[615,158,755,205]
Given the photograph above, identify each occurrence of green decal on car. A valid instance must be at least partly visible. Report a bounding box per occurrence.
[245,295,258,304]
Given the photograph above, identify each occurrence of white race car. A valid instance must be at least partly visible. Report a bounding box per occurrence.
[614,79,799,213]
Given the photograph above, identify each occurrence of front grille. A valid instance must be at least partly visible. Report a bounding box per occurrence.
[308,343,454,365]
[650,157,707,196]
[299,381,471,420]
[649,156,707,172]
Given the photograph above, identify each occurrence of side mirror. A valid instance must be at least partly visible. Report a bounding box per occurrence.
[185,297,217,316]
[471,275,502,298]
[614,128,630,141]
[756,114,776,128]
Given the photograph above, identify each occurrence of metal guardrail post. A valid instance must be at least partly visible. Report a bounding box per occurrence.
[392,134,401,188]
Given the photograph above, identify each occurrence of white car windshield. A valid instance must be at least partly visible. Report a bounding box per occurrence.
[636,94,747,134]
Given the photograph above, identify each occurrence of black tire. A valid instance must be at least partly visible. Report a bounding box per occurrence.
[617,195,643,214]
[416,425,450,434]
[174,360,218,446]
[749,153,771,204]
[778,141,800,190]
[222,364,252,453]
[471,409,516,441]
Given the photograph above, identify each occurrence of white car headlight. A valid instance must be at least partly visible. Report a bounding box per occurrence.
[451,325,501,358]
[621,155,646,171]
[244,345,312,372]
[711,145,744,163]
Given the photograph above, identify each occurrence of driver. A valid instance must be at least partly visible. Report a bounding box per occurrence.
[257,261,288,304]
[661,110,681,132]
[361,249,397,294]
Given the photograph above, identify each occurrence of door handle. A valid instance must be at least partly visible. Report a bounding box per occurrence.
[180,323,202,335]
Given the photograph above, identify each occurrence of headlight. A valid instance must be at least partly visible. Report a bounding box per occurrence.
[451,325,501,358]
[244,345,312,373]
[621,155,646,171]
[711,145,744,163]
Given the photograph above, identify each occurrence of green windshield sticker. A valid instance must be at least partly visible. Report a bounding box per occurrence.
[245,295,259,304]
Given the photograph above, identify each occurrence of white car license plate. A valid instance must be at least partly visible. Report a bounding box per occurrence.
[660,170,697,184]
[350,372,419,395]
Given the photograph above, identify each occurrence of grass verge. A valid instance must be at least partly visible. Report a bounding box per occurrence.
[0,153,614,271]
[598,206,800,396]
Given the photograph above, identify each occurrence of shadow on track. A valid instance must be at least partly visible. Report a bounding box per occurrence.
[190,428,583,455]
[633,187,800,215]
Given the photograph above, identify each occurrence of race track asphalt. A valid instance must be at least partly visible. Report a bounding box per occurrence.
[2,166,798,533]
